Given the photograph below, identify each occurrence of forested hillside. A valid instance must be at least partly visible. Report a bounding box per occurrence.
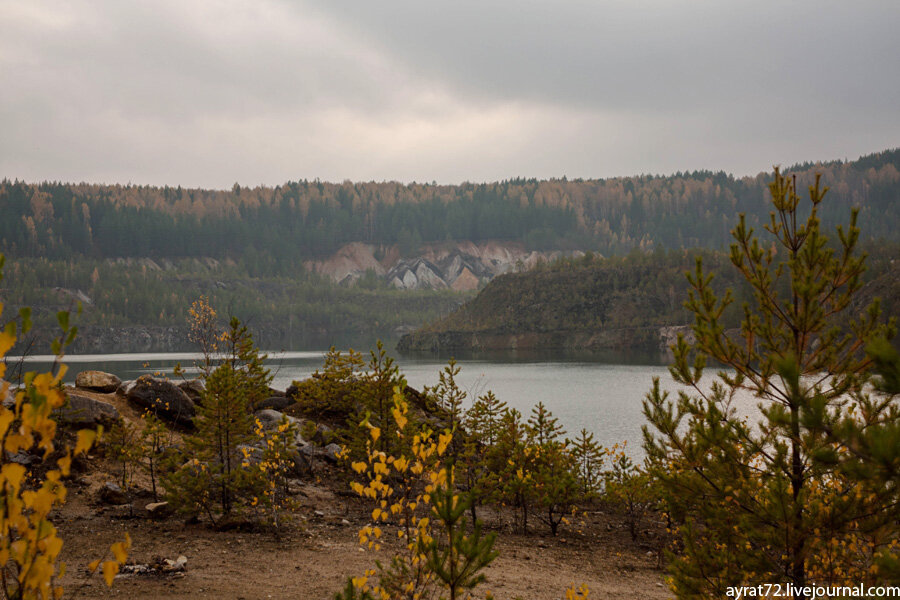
[398,241,900,354]
[0,256,466,352]
[3,149,898,352]
[2,150,898,273]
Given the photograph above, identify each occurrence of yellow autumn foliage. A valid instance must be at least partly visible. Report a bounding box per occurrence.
[0,255,129,599]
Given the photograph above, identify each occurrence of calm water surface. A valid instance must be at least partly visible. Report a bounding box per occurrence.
[9,350,759,458]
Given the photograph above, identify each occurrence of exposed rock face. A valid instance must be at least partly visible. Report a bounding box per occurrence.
[127,376,196,426]
[56,390,121,426]
[451,267,480,291]
[304,241,583,290]
[658,325,696,352]
[75,370,122,393]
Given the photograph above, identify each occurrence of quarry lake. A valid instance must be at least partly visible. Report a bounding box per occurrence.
[11,349,755,457]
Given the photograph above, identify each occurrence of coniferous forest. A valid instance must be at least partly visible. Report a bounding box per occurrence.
[1,150,898,351]
[3,149,898,265]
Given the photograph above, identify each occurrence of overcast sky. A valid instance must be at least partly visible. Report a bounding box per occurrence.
[1,0,898,188]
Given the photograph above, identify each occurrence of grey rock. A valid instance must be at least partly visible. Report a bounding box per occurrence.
[145,501,173,518]
[177,379,204,403]
[99,482,129,505]
[252,410,309,459]
[256,396,294,411]
[322,443,343,462]
[75,370,121,393]
[7,451,39,466]
[299,442,342,464]
[56,391,120,426]
[253,409,300,429]
[127,376,196,426]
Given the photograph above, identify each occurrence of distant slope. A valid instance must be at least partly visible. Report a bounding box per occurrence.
[2,149,898,275]
[303,240,582,290]
[397,251,739,353]
[398,244,900,355]
[0,256,469,354]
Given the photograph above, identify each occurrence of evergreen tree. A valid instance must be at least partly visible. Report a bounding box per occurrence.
[466,391,507,447]
[427,485,499,600]
[531,439,579,536]
[463,390,509,522]
[489,408,535,533]
[357,341,403,456]
[526,401,565,446]
[431,358,467,433]
[643,168,897,597]
[569,428,605,498]
[166,317,272,523]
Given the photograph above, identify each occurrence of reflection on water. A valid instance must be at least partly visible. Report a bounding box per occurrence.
[5,349,759,459]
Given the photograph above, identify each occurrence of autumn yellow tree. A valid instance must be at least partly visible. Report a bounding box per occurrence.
[0,255,129,598]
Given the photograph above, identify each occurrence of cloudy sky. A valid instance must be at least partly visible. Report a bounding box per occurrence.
[1,0,898,188]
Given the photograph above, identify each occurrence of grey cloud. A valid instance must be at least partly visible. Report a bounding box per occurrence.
[0,0,898,187]
[302,0,900,114]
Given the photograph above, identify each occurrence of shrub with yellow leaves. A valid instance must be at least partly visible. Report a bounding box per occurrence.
[0,254,129,598]
[341,386,498,600]
[252,414,299,533]
[564,584,590,600]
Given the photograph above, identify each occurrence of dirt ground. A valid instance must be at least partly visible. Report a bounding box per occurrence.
[56,479,670,600]
[51,388,671,599]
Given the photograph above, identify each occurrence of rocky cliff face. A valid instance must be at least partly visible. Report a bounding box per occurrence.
[304,241,583,290]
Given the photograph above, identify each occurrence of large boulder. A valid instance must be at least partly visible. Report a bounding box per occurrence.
[177,379,204,403]
[300,442,343,464]
[56,391,120,426]
[254,408,300,430]
[256,396,294,411]
[75,370,122,393]
[127,376,196,426]
[253,409,308,448]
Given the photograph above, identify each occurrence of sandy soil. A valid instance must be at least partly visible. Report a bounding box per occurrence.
[51,387,671,599]
[56,480,670,600]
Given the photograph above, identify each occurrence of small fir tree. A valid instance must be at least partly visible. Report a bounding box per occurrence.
[643,168,898,597]
[526,401,565,446]
[166,316,272,524]
[569,428,605,498]
[466,391,507,447]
